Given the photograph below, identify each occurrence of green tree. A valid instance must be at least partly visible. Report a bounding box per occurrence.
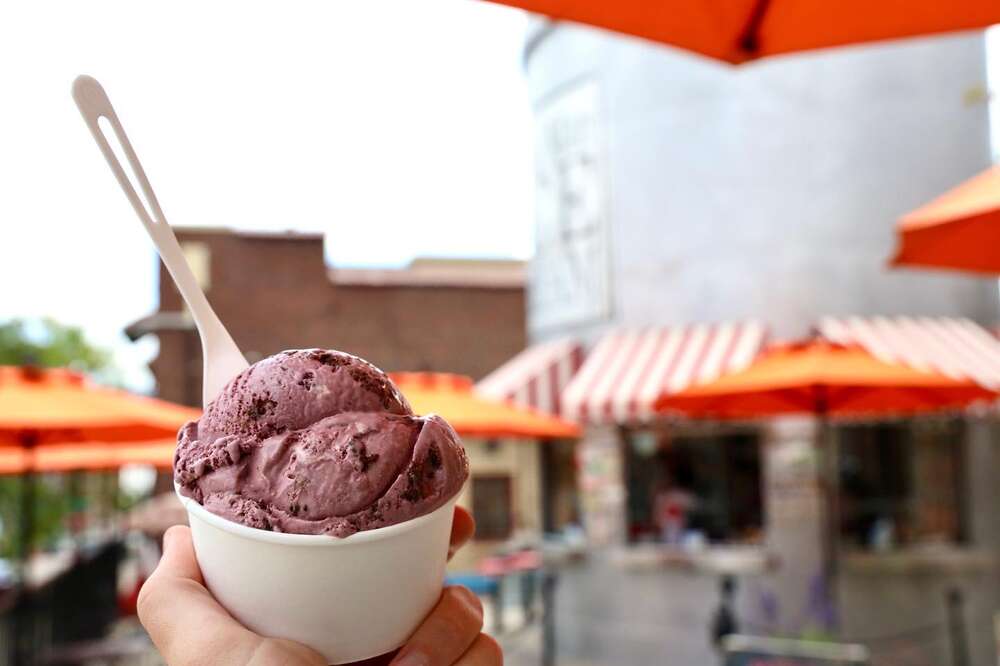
[0,319,113,558]
[0,318,109,370]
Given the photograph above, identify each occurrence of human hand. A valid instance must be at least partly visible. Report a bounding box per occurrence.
[138,507,501,665]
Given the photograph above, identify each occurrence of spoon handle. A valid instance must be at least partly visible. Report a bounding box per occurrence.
[72,75,248,407]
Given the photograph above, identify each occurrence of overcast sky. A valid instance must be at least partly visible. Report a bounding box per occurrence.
[0,3,997,391]
[0,0,533,388]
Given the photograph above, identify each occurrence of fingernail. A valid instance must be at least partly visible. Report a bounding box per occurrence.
[390,650,429,666]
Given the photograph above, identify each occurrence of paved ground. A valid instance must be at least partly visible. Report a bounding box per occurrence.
[56,549,998,666]
[497,551,727,666]
[501,625,599,666]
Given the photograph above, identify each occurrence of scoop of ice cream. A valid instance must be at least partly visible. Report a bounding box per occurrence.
[174,349,468,537]
[198,349,411,442]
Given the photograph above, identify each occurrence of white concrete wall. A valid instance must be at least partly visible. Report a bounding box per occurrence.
[525,25,997,342]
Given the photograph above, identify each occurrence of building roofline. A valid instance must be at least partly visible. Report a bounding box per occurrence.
[172,226,324,241]
[329,265,524,290]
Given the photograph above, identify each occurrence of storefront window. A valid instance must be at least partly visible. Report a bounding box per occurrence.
[838,420,966,549]
[623,428,763,545]
[471,475,514,541]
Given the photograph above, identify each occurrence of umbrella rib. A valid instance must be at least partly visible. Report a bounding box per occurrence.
[737,0,771,56]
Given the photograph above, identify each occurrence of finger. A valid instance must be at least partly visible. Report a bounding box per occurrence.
[455,634,503,665]
[246,638,328,666]
[156,525,204,584]
[391,586,483,666]
[448,507,475,560]
[344,649,399,666]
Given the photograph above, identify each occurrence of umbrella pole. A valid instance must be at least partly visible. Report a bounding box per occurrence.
[16,432,38,564]
[14,432,38,664]
[17,471,36,660]
[19,472,35,565]
[68,471,84,547]
[817,391,840,634]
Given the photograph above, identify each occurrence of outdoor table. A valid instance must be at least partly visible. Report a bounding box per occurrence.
[505,550,542,623]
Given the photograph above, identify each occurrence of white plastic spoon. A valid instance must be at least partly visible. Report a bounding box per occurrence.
[72,75,249,407]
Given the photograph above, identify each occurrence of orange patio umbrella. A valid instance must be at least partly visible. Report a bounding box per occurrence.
[0,366,196,562]
[655,340,995,418]
[0,440,176,475]
[891,166,1000,275]
[0,366,199,446]
[391,372,579,439]
[485,0,1000,64]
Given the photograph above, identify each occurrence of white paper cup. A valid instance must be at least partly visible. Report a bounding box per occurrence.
[177,490,458,664]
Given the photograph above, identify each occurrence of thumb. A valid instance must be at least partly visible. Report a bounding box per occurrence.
[156,525,204,585]
[139,526,251,664]
[139,526,328,666]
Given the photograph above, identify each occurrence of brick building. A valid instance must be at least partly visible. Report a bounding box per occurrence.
[126,228,526,406]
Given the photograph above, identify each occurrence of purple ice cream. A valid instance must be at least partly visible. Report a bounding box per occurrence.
[174,349,469,536]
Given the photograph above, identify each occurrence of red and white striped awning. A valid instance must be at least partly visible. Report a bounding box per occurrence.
[561,322,769,424]
[476,338,584,416]
[817,316,1000,390]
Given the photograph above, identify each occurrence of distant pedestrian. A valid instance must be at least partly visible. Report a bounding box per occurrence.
[654,480,695,545]
[711,575,739,651]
